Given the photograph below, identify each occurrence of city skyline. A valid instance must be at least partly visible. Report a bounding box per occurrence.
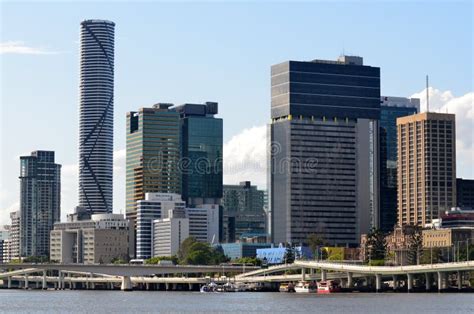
[1,2,473,225]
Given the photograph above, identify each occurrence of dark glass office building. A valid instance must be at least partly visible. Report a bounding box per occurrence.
[78,19,115,215]
[379,97,419,232]
[174,102,223,206]
[456,178,474,209]
[19,151,61,257]
[270,56,380,246]
[222,181,265,242]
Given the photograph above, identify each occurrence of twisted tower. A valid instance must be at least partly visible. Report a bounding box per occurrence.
[78,19,115,214]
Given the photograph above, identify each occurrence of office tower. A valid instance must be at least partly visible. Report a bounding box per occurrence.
[397,112,456,226]
[78,19,115,216]
[19,151,61,257]
[456,178,474,209]
[152,208,189,257]
[9,211,20,259]
[269,56,380,246]
[50,214,131,264]
[126,104,181,227]
[135,193,185,259]
[222,181,265,243]
[379,97,420,232]
[186,204,220,244]
[174,102,223,206]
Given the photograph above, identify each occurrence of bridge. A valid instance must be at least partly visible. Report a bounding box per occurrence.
[0,263,259,291]
[237,260,474,292]
[1,261,473,292]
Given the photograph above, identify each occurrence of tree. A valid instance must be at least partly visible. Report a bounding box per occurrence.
[407,226,423,265]
[177,237,198,261]
[283,246,295,264]
[145,256,178,265]
[420,247,443,265]
[177,237,229,265]
[365,228,387,263]
[307,233,326,259]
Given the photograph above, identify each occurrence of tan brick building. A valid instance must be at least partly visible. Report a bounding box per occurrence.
[422,228,473,248]
[397,112,456,226]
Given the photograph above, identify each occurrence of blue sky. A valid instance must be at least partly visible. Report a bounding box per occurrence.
[1,1,473,224]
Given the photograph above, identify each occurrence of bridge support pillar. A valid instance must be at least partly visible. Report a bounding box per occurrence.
[42,270,47,290]
[347,272,353,288]
[301,268,306,281]
[121,276,132,291]
[309,268,314,275]
[375,274,382,293]
[437,271,444,292]
[188,283,193,291]
[165,283,170,291]
[321,270,327,281]
[425,273,431,291]
[24,275,29,290]
[407,273,413,293]
[392,275,398,290]
[457,271,462,290]
[172,283,177,291]
[7,276,12,289]
[58,271,63,290]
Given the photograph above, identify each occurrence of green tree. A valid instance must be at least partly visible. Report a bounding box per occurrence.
[177,237,198,261]
[145,256,178,265]
[177,237,229,265]
[307,234,326,258]
[365,228,387,263]
[420,247,443,264]
[283,246,295,264]
[407,226,423,265]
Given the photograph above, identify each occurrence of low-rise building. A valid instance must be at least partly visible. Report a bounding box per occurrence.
[220,242,271,260]
[152,209,189,257]
[256,245,313,264]
[50,214,132,264]
[422,227,474,248]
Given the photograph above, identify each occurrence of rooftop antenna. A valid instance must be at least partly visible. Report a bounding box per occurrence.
[426,75,429,112]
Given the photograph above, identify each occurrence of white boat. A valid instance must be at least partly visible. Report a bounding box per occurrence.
[294,281,317,293]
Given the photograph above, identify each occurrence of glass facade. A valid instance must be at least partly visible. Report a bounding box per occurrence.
[175,102,223,205]
[222,181,265,242]
[379,97,419,232]
[126,104,181,227]
[19,151,61,257]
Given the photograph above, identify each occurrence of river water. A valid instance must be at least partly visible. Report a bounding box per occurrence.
[0,290,473,313]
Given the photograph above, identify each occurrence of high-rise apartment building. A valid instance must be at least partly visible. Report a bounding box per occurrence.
[379,97,419,232]
[397,112,456,226]
[174,102,223,206]
[126,104,181,227]
[222,181,265,243]
[269,56,380,246]
[19,151,61,257]
[78,19,115,216]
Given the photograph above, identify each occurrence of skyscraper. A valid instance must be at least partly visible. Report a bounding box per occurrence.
[269,56,380,246]
[174,102,223,207]
[19,151,61,257]
[379,97,419,232]
[397,112,456,226]
[126,104,181,227]
[78,19,115,216]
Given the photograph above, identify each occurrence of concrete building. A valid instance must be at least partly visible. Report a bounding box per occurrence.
[152,209,189,257]
[8,211,20,260]
[136,193,185,259]
[269,55,380,246]
[456,178,474,209]
[186,204,220,244]
[379,97,419,232]
[126,104,181,228]
[397,112,456,227]
[174,102,223,207]
[422,227,474,248]
[222,181,265,243]
[0,226,9,264]
[20,151,61,257]
[78,19,115,216]
[50,214,131,264]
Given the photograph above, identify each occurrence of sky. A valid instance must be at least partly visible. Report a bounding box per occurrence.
[0,1,473,225]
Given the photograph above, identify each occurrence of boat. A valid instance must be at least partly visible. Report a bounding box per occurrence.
[317,280,341,294]
[279,283,296,293]
[294,281,317,293]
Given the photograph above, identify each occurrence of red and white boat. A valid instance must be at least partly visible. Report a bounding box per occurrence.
[317,280,341,294]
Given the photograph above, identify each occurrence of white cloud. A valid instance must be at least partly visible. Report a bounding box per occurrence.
[411,88,474,179]
[223,125,267,189]
[0,41,59,55]
[0,201,19,226]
